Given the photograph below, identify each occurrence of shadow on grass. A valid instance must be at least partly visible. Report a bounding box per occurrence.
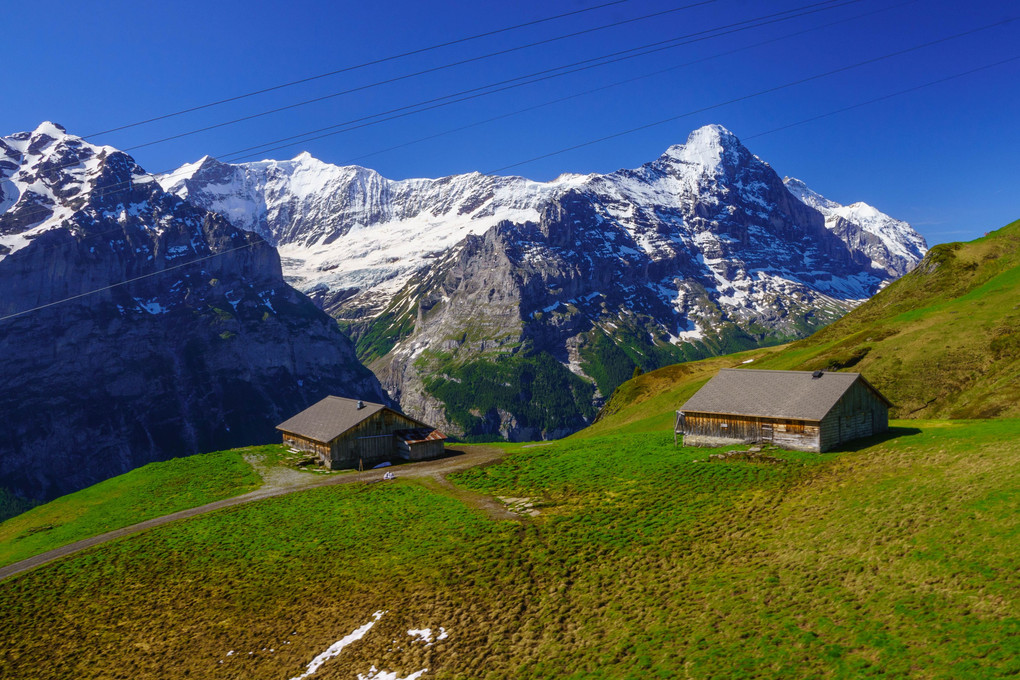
[830,426,923,453]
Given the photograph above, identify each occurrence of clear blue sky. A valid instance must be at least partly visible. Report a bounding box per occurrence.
[3,0,1017,245]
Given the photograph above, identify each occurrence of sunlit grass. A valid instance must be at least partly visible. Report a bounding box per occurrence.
[0,449,261,568]
[1,422,1015,678]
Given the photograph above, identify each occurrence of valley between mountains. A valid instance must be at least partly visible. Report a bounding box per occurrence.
[0,217,1016,678]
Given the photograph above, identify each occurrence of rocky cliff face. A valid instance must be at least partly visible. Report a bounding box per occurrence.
[166,125,928,440]
[0,123,386,500]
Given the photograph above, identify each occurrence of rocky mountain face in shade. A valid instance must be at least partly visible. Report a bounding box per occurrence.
[164,124,927,441]
[0,122,387,501]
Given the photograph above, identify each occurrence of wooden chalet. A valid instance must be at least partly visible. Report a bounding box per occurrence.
[675,369,891,452]
[276,396,446,469]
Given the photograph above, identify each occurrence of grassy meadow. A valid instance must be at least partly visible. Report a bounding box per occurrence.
[0,420,1016,679]
[0,448,262,568]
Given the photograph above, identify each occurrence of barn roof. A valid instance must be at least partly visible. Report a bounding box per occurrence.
[679,369,890,421]
[276,396,412,443]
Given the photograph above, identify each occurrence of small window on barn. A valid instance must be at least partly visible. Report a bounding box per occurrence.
[720,423,728,429]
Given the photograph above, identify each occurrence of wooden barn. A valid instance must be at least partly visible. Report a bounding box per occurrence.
[675,369,891,452]
[276,396,446,469]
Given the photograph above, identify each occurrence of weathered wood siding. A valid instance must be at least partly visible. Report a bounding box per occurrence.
[326,410,424,469]
[283,410,427,469]
[771,419,822,451]
[677,375,890,453]
[397,439,445,461]
[817,379,889,451]
[282,434,330,458]
[681,413,822,451]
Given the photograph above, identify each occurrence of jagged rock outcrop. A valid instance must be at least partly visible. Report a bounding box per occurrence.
[0,123,386,500]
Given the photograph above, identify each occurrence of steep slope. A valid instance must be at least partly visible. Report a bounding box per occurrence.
[0,123,386,501]
[591,217,1020,433]
[165,125,927,439]
[785,177,927,277]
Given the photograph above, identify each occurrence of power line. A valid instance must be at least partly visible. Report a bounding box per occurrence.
[0,240,265,323]
[217,0,866,163]
[3,52,1016,323]
[15,0,856,201]
[3,0,869,251]
[5,8,1012,227]
[7,6,1010,240]
[336,0,920,167]
[118,0,722,153]
[484,17,1018,173]
[743,55,1020,141]
[83,0,635,139]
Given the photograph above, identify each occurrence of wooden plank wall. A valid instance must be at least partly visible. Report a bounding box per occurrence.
[399,439,444,461]
[282,434,331,462]
[328,410,425,469]
[681,413,822,451]
[819,379,890,451]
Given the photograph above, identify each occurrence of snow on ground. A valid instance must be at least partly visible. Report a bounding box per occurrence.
[283,613,449,680]
[288,610,386,680]
[407,627,448,646]
[357,666,429,680]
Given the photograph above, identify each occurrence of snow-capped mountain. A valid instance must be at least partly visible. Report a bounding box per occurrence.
[784,177,927,277]
[159,151,594,315]
[165,124,926,440]
[0,123,386,501]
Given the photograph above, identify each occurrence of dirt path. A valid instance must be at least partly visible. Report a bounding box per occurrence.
[0,446,508,583]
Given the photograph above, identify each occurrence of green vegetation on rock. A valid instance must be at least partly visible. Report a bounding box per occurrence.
[591,218,1020,424]
[423,350,597,439]
[2,220,1018,679]
[0,488,39,525]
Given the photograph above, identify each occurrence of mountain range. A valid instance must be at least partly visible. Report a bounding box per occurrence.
[0,120,928,500]
[161,124,927,440]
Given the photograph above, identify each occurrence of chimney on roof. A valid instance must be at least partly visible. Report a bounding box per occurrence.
[357,400,365,409]
[812,370,824,379]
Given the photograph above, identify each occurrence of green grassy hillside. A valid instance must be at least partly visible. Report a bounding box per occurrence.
[767,218,1020,418]
[0,422,1016,679]
[592,218,1020,432]
[1,222,1017,678]
[0,448,262,568]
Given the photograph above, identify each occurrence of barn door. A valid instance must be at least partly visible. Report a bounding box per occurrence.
[760,423,773,442]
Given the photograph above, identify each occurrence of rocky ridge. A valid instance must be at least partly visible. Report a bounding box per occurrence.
[0,123,386,500]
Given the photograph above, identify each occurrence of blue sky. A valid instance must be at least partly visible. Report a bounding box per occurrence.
[3,0,1017,244]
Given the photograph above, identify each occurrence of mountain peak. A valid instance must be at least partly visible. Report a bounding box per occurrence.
[784,176,840,211]
[291,151,321,164]
[32,121,68,138]
[660,124,743,171]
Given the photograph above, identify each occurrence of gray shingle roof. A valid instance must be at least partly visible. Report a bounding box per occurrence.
[680,369,888,421]
[276,396,388,443]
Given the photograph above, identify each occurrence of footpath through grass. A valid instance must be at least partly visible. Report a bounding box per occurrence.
[0,448,262,568]
[0,421,1016,679]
